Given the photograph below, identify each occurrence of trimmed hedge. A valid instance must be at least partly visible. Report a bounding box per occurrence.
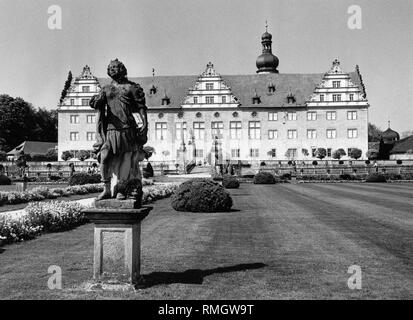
[68,173,101,186]
[171,178,233,212]
[0,175,11,185]
[365,174,387,183]
[222,175,240,189]
[253,172,276,184]
[0,182,179,244]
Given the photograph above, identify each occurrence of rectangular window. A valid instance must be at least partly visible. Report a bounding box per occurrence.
[70,115,79,124]
[326,111,337,120]
[286,148,298,158]
[332,81,341,88]
[287,129,297,139]
[307,129,317,139]
[307,112,317,121]
[193,122,205,140]
[332,94,341,102]
[206,96,214,104]
[231,149,240,158]
[230,121,242,139]
[206,83,214,90]
[269,148,276,158]
[327,148,332,157]
[81,99,90,106]
[250,148,259,158]
[70,99,74,105]
[155,122,167,140]
[86,132,95,141]
[175,122,187,140]
[195,149,204,157]
[86,115,96,124]
[268,112,278,121]
[349,94,354,101]
[287,112,297,121]
[347,111,357,120]
[193,96,198,104]
[248,121,261,139]
[326,129,337,139]
[221,96,226,103]
[348,129,358,138]
[82,86,90,93]
[320,94,324,102]
[211,121,224,139]
[268,130,278,140]
[70,132,79,141]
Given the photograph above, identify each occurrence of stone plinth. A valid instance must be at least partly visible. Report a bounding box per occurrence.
[83,200,152,287]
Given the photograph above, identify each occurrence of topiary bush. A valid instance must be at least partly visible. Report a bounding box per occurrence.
[68,173,101,185]
[365,173,387,183]
[339,173,352,180]
[253,172,276,184]
[171,178,233,212]
[281,173,291,180]
[222,175,240,189]
[0,175,11,185]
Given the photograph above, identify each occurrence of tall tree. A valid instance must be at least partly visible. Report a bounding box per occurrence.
[0,94,57,152]
[368,123,383,142]
[59,71,73,104]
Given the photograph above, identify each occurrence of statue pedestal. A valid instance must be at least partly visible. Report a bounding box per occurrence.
[83,200,152,289]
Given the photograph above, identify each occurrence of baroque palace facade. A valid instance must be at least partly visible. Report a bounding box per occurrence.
[57,29,369,163]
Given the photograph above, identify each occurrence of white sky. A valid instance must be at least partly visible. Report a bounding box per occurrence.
[0,0,412,132]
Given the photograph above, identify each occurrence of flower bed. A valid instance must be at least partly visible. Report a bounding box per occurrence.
[0,179,154,207]
[0,181,179,245]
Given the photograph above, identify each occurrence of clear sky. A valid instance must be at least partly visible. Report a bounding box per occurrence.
[0,0,412,132]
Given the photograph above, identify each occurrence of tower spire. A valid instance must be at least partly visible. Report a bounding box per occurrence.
[256,23,279,74]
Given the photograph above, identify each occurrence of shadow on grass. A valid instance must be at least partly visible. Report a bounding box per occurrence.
[139,262,266,288]
[0,248,5,254]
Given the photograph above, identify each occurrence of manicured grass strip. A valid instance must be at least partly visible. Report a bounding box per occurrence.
[0,183,412,299]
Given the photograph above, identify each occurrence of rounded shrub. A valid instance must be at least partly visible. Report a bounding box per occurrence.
[365,173,387,183]
[68,173,101,185]
[171,178,233,212]
[0,175,11,185]
[339,173,352,180]
[312,160,318,166]
[281,173,291,180]
[253,172,276,184]
[396,160,403,165]
[222,175,240,189]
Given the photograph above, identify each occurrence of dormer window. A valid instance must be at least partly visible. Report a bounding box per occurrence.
[206,83,214,90]
[287,93,296,104]
[252,90,261,104]
[268,82,276,93]
[161,91,170,105]
[149,85,157,95]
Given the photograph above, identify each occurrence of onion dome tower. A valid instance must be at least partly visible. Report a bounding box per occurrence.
[382,121,400,143]
[256,22,279,74]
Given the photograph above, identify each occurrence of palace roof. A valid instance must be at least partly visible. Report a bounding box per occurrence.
[98,71,362,109]
[390,135,413,154]
[7,141,57,156]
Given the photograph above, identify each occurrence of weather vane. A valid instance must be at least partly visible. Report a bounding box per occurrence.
[265,20,268,32]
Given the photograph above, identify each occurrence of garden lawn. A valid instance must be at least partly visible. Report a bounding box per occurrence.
[0,183,412,299]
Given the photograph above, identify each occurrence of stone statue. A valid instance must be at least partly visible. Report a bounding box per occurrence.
[90,59,148,201]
